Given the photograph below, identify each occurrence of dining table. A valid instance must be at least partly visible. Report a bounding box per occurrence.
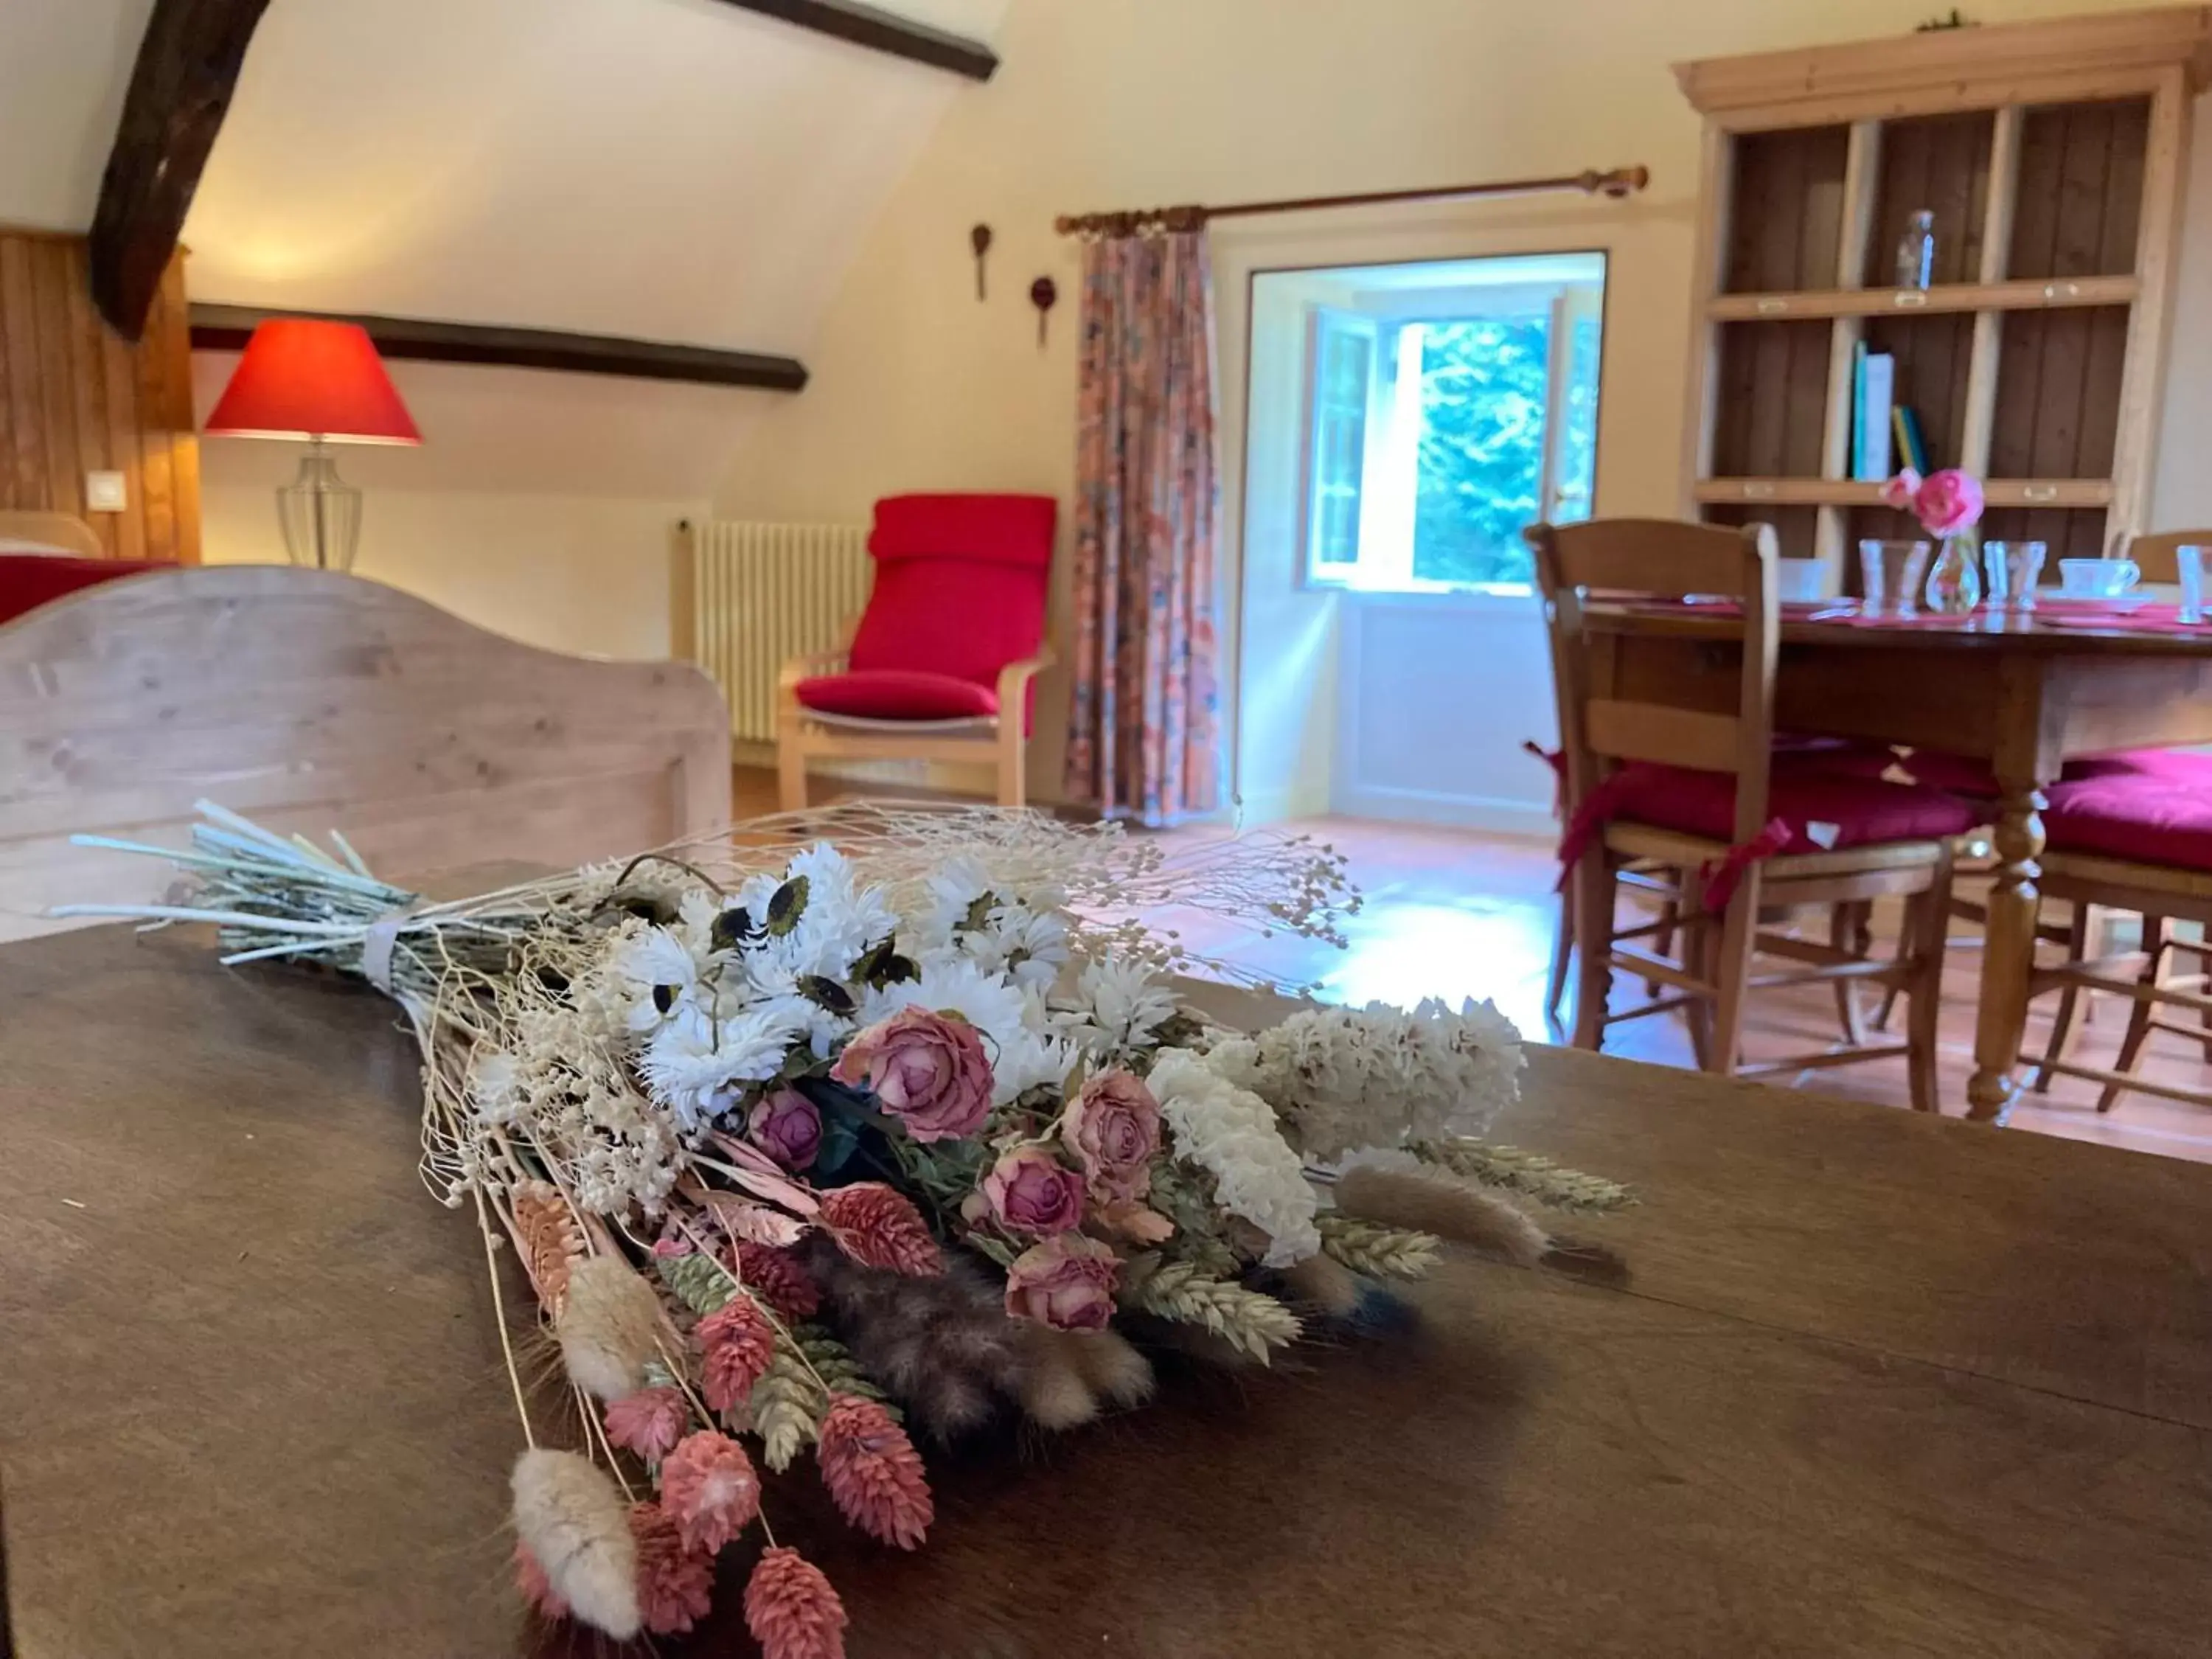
[4,919,2211,1655]
[1582,597,2212,1119]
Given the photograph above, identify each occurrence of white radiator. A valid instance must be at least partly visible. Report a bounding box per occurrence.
[676,521,873,743]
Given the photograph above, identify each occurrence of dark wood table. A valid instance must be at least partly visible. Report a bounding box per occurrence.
[1585,605,2212,1119]
[5,925,2212,1656]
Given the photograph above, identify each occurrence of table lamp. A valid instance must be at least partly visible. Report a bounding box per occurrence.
[203,319,422,571]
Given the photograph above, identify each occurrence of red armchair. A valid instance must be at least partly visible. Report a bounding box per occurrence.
[776,493,1058,810]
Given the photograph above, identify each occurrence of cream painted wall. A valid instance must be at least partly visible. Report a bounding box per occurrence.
[200,482,700,662]
[717,0,2212,807]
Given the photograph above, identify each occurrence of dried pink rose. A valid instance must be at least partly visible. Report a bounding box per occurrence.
[980,1146,1085,1237]
[1062,1070,1161,1202]
[604,1385,688,1461]
[1004,1232,1121,1332]
[831,1008,993,1142]
[1879,467,1923,512]
[660,1429,760,1554]
[815,1394,933,1550]
[630,1502,715,1635]
[748,1088,824,1169]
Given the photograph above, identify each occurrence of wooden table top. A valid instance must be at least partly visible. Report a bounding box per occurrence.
[1585,599,2212,655]
[5,925,2212,1657]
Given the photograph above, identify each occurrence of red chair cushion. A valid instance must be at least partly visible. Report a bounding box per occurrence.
[2045,773,2212,871]
[1883,746,2212,799]
[1602,762,1980,852]
[0,554,169,625]
[795,669,998,723]
[848,495,1057,692]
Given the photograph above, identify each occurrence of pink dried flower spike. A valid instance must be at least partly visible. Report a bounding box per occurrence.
[698,1295,778,1415]
[819,1182,944,1276]
[733,1241,821,1323]
[745,1545,849,1659]
[630,1502,715,1635]
[816,1394,933,1549]
[661,1430,761,1554]
[604,1386,689,1461]
[513,1539,569,1621]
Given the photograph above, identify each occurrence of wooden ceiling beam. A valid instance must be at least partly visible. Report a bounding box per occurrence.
[189,304,810,392]
[706,0,998,81]
[90,0,271,341]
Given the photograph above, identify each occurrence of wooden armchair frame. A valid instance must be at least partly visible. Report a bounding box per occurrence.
[775,627,1056,810]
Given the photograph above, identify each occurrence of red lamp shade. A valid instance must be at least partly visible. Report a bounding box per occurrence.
[203,319,422,445]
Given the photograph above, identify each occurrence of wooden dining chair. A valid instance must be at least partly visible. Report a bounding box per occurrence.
[1530,518,1972,1104]
[2023,760,2212,1111]
[2122,529,2212,584]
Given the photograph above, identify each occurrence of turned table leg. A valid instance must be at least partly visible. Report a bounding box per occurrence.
[1968,785,2048,1122]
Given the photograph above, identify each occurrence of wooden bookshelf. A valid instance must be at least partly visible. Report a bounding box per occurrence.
[1674,7,2211,573]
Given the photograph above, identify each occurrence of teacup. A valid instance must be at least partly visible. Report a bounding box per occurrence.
[2059,557,2140,599]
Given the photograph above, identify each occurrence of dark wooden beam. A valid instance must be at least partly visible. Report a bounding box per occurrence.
[707,0,998,80]
[188,304,809,392]
[90,0,272,341]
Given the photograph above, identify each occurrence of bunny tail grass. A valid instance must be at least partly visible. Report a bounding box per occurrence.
[555,1256,662,1401]
[1332,1166,1549,1267]
[511,1450,640,1639]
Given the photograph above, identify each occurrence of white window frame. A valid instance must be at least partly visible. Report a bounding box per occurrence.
[1297,268,1606,598]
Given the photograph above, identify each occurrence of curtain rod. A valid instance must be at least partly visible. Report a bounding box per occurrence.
[1053,165,1649,237]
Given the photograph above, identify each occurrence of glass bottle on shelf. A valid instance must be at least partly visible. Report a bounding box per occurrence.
[1896,210,1936,291]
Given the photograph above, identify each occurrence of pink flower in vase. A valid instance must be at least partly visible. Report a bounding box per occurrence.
[1878,468,1924,512]
[1913,469,1985,538]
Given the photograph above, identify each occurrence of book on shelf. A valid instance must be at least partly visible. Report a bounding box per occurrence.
[1892,406,1930,476]
[1852,349,1893,481]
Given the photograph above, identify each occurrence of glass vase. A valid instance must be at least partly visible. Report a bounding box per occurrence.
[1922,533,1982,615]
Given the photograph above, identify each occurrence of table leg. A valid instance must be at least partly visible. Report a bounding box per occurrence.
[1967,785,2048,1122]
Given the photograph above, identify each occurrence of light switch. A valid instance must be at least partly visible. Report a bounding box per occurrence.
[85,470,127,512]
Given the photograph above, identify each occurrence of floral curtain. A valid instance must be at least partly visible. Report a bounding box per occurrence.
[1062,229,1221,827]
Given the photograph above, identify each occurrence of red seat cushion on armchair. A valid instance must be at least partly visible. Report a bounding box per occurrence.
[844,493,1057,734]
[795,669,998,723]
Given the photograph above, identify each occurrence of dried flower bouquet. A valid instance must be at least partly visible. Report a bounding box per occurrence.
[69,800,1628,1655]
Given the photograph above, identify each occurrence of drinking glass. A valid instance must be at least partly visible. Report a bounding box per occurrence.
[1860,540,1930,619]
[2059,557,2141,599]
[1982,540,2048,612]
[2180,545,2206,625]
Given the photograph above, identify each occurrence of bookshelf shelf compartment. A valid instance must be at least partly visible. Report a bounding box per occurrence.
[1708,276,2140,321]
[1678,11,2205,566]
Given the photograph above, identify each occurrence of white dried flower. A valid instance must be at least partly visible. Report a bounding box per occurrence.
[638,1002,808,1130]
[1060,954,1180,1060]
[1204,998,1526,1161]
[1147,1048,1320,1267]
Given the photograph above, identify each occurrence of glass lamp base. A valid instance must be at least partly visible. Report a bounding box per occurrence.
[276,442,364,571]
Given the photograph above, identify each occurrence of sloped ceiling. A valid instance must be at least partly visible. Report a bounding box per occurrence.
[4,0,1009,496]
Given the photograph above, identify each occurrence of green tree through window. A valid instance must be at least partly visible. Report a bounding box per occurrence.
[1412,316,1553,585]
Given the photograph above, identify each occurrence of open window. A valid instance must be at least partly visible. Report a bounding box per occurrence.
[1293,253,1607,594]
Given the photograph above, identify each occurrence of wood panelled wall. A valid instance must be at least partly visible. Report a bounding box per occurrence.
[0,229,198,563]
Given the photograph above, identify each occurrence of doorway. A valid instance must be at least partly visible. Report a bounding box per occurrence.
[1237,251,1607,830]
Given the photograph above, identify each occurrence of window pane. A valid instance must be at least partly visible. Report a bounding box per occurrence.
[1554,312,1602,526]
[1411,316,1550,585]
[1308,317,1373,574]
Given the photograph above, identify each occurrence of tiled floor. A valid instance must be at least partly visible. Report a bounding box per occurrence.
[738,771,2212,1165]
